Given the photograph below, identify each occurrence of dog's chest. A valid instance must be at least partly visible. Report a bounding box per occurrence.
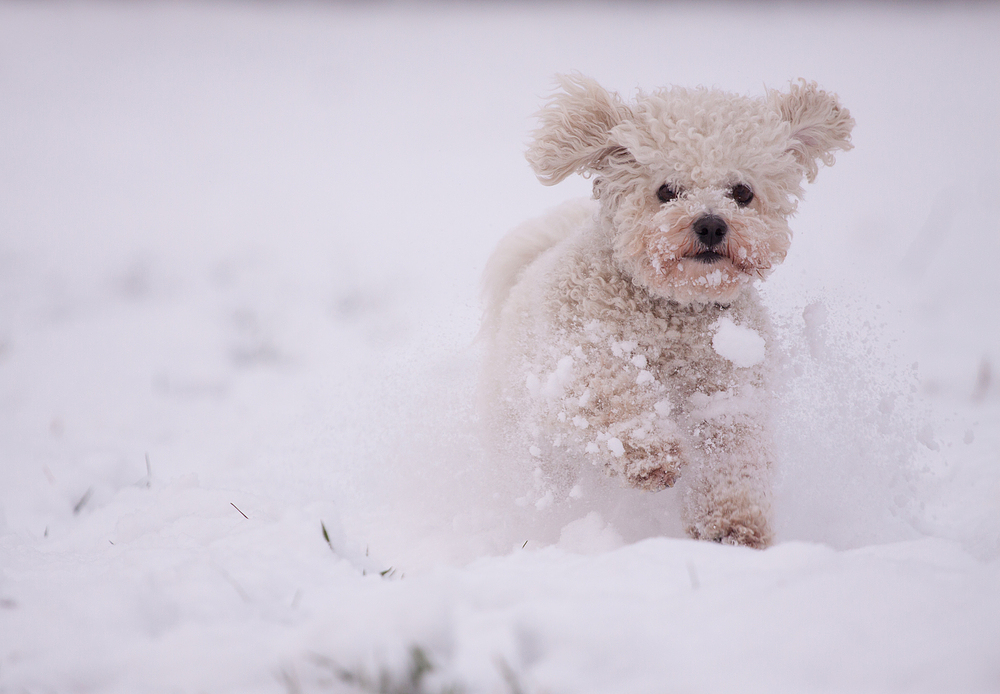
[552,267,751,398]
[628,302,741,396]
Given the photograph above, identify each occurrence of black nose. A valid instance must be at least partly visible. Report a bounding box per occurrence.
[693,214,728,248]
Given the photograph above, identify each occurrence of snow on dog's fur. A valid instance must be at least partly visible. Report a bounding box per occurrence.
[481,74,853,548]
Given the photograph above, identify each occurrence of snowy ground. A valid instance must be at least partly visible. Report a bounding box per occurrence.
[1,2,999,693]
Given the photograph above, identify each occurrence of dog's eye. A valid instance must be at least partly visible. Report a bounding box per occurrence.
[731,184,754,207]
[657,184,678,204]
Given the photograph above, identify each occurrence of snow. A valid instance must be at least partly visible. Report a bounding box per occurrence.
[712,316,766,367]
[606,438,626,458]
[1,2,999,693]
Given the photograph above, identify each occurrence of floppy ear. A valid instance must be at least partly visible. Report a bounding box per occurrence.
[526,74,633,185]
[770,80,855,183]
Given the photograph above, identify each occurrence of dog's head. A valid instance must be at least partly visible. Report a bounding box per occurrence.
[527,74,854,303]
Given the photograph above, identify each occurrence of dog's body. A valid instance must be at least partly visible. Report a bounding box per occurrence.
[482,75,853,548]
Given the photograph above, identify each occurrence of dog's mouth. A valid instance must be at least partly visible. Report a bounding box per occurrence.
[688,251,725,264]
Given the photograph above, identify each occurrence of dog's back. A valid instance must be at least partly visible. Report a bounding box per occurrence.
[480,198,596,334]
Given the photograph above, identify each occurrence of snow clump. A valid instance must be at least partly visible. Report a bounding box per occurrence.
[712,317,766,367]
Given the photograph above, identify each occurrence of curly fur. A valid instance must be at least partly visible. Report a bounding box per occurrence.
[482,74,853,548]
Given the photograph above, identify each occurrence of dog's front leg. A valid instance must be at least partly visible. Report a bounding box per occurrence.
[681,391,774,548]
[526,340,688,493]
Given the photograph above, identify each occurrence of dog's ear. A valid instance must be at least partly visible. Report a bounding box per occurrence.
[770,80,854,183]
[526,74,633,185]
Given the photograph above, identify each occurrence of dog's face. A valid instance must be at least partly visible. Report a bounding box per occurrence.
[527,75,854,303]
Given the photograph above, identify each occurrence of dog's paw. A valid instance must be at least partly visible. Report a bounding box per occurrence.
[626,464,678,491]
[686,507,773,549]
[621,440,683,491]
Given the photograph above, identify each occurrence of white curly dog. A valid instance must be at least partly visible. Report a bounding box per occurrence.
[481,74,853,548]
